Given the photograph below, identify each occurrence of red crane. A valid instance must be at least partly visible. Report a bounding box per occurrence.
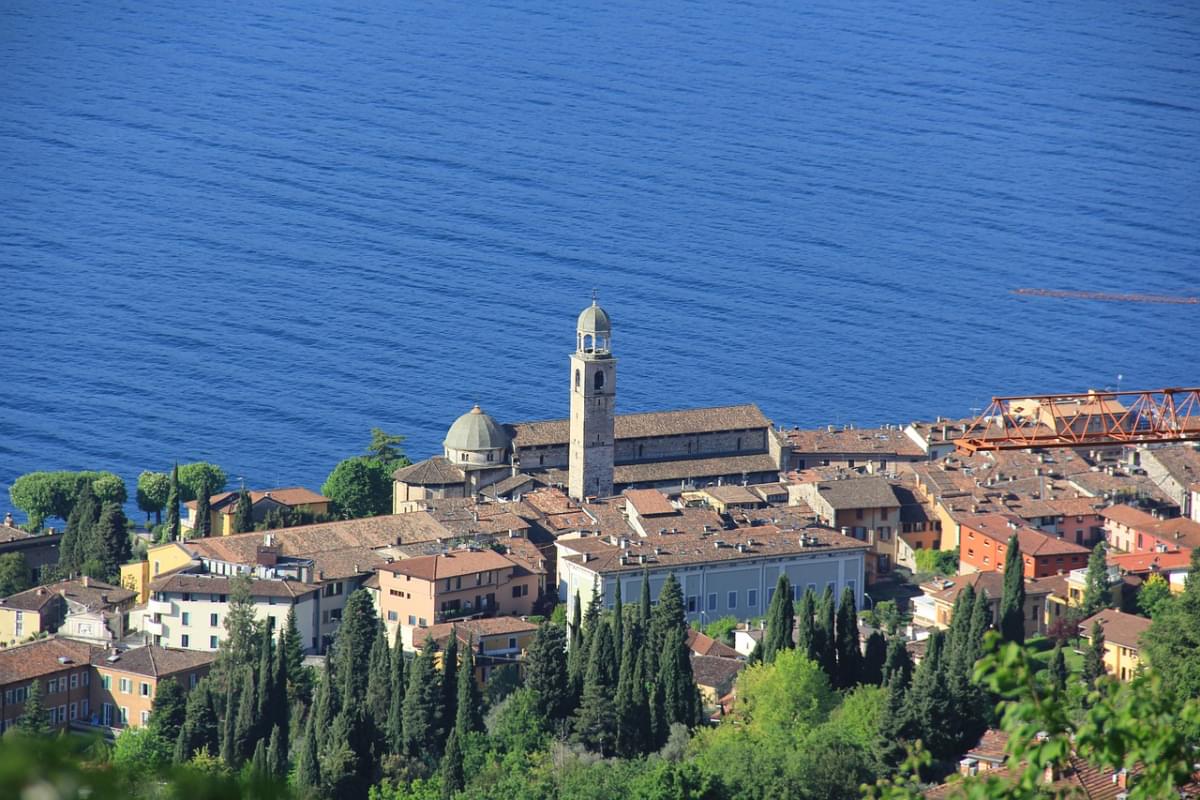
[956,387,1200,453]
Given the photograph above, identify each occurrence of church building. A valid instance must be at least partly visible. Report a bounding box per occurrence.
[393,298,786,509]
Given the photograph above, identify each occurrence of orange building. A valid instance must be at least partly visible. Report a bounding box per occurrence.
[379,548,540,647]
[0,638,97,733]
[89,645,214,728]
[957,513,1090,578]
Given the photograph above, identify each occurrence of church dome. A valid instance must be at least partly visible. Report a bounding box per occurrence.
[577,299,611,334]
[444,404,511,453]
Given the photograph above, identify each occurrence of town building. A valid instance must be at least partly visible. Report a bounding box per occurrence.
[556,503,867,625]
[911,571,1057,640]
[411,616,538,684]
[1102,504,1200,554]
[1138,444,1200,519]
[956,513,1090,578]
[393,299,787,505]
[379,548,542,648]
[783,424,925,473]
[138,572,320,653]
[0,516,62,585]
[903,418,973,460]
[89,645,214,728]
[789,475,901,580]
[0,578,135,646]
[1077,609,1151,682]
[0,637,96,733]
[1107,550,1191,594]
[183,486,331,536]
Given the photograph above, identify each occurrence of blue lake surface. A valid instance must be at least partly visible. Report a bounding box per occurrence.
[1,0,1197,518]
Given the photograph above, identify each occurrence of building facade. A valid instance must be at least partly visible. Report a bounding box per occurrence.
[569,298,617,500]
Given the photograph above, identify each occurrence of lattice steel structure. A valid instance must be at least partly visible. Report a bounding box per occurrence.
[956,387,1200,453]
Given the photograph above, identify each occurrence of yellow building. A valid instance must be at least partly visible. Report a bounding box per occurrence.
[121,542,196,604]
[183,487,331,537]
[0,578,134,646]
[1078,609,1150,682]
[411,616,538,685]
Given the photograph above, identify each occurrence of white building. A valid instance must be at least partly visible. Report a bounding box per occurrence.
[136,573,320,653]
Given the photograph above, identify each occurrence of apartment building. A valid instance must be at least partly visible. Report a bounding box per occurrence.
[789,475,901,580]
[1078,609,1151,682]
[412,616,538,684]
[0,638,97,733]
[0,577,135,645]
[956,513,1090,578]
[90,645,214,728]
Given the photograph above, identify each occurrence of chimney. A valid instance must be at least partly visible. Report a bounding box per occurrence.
[1116,768,1128,790]
[3,512,12,527]
[81,576,90,588]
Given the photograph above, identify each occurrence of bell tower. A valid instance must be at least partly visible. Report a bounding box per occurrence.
[568,295,616,500]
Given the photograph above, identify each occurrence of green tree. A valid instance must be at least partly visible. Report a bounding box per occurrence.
[93,502,131,581]
[1082,621,1107,689]
[871,599,904,635]
[281,606,313,706]
[177,462,228,502]
[322,457,393,519]
[9,471,59,530]
[402,643,441,759]
[217,573,262,680]
[192,481,212,538]
[1138,573,1172,618]
[136,471,171,525]
[454,637,483,736]
[654,575,698,731]
[913,548,959,576]
[614,621,647,757]
[440,727,464,800]
[266,724,284,777]
[91,473,127,505]
[763,573,794,664]
[0,552,32,596]
[876,671,912,773]
[882,637,913,689]
[835,586,862,689]
[112,726,171,779]
[174,679,219,763]
[525,622,571,722]
[903,631,955,762]
[149,677,188,747]
[573,618,618,754]
[861,631,887,686]
[60,480,100,573]
[366,623,393,731]
[1049,642,1069,696]
[232,665,257,765]
[295,712,321,793]
[440,632,459,741]
[816,585,838,679]
[165,463,181,543]
[367,428,410,468]
[387,633,406,753]
[796,587,817,660]
[232,487,254,534]
[1080,541,1112,618]
[1141,547,1200,702]
[999,535,1026,644]
[16,678,48,736]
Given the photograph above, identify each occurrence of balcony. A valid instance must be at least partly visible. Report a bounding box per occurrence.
[143,620,164,637]
[148,599,173,615]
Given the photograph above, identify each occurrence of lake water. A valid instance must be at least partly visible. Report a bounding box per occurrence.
[1,0,1197,519]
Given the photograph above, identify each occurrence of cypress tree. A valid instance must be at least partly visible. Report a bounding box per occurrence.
[61,481,100,573]
[903,631,955,761]
[526,622,571,722]
[1049,642,1069,696]
[441,630,459,741]
[946,585,976,663]
[250,738,267,777]
[876,671,912,773]
[572,618,618,755]
[816,585,838,679]
[233,665,258,765]
[834,586,862,688]
[94,502,130,581]
[312,663,338,749]
[441,727,465,800]
[193,479,211,538]
[647,679,667,750]
[336,589,379,707]
[165,463,181,542]
[15,679,48,736]
[795,588,817,660]
[1081,541,1111,618]
[266,724,283,777]
[402,642,441,758]
[233,487,254,534]
[611,580,624,668]
[386,633,406,753]
[295,712,320,794]
[640,569,651,628]
[255,632,274,733]
[999,535,1026,644]
[149,677,188,746]
[614,621,647,757]
[763,573,794,663]
[269,624,290,757]
[882,637,913,690]
[654,575,697,729]
[968,588,991,647]
[365,622,392,730]
[1083,621,1107,689]
[220,674,238,766]
[280,606,311,706]
[454,636,482,735]
[861,631,887,686]
[567,591,585,700]
[174,680,219,763]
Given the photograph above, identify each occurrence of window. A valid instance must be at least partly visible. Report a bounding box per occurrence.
[476,573,483,586]
[102,704,112,726]
[189,673,199,689]
[141,710,150,725]
[418,617,427,626]
[80,699,88,717]
[574,369,580,389]
[386,610,398,621]
[209,636,218,649]
[881,508,889,521]
[46,678,56,694]
[69,702,77,720]
[791,585,801,601]
[508,637,517,650]
[119,678,131,694]
[856,509,864,520]
[748,589,757,607]
[878,527,890,541]
[101,675,111,690]
[330,608,342,622]
[686,596,697,613]
[707,593,717,611]
[512,585,522,598]
[181,612,190,626]
[140,682,150,697]
[594,370,605,390]
[210,594,219,602]
[120,707,129,725]
[408,615,416,625]
[70,673,78,689]
[181,593,191,602]
[728,591,737,609]
[767,587,775,603]
[181,635,190,648]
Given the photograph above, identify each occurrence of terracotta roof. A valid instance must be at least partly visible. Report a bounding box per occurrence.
[1078,609,1151,650]
[149,572,319,599]
[1101,504,1159,528]
[1146,516,1200,548]
[0,524,36,544]
[415,616,539,649]
[957,513,1091,557]
[687,629,741,659]
[381,549,522,581]
[187,486,329,512]
[690,654,744,690]
[698,485,764,506]
[925,571,1055,605]
[392,457,467,485]
[0,578,135,613]
[784,426,924,457]
[624,489,677,517]
[0,637,100,685]
[483,473,540,498]
[508,404,770,448]
[1144,445,1200,486]
[1107,550,1192,573]
[91,645,216,678]
[560,523,867,575]
[966,729,1009,764]
[806,476,900,510]
[612,453,780,485]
